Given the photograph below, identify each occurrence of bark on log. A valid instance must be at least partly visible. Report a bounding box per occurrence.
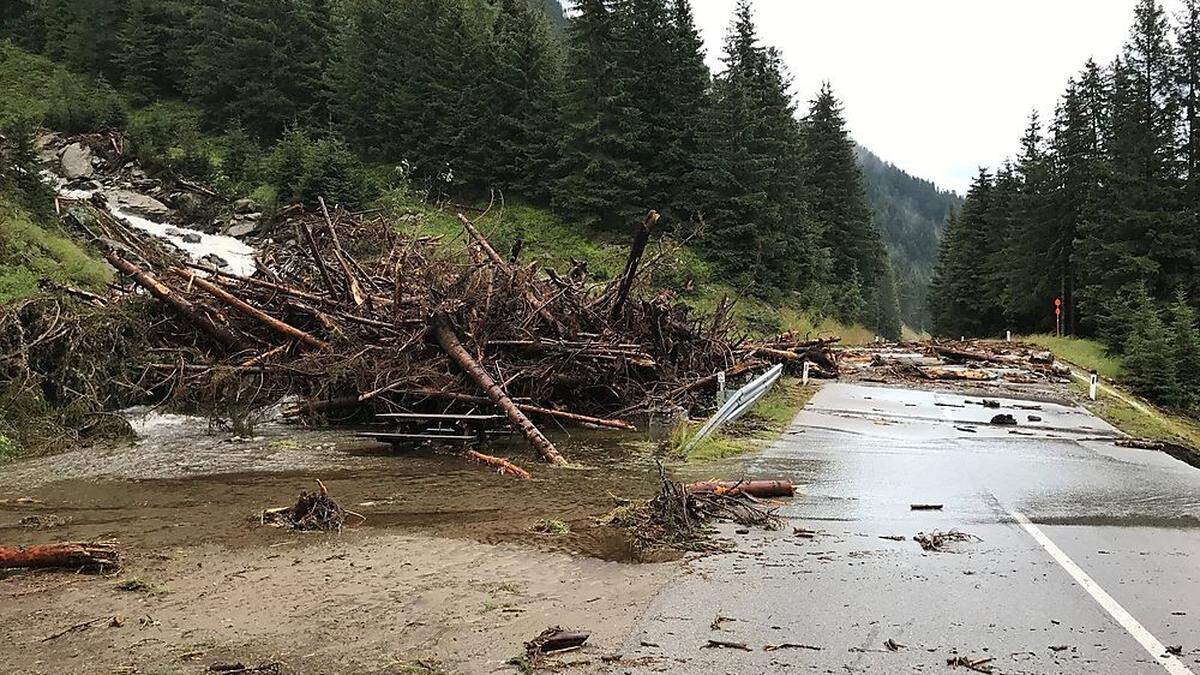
[464,450,533,480]
[610,211,659,321]
[686,480,795,498]
[171,269,330,351]
[104,251,248,351]
[0,541,120,571]
[431,313,567,465]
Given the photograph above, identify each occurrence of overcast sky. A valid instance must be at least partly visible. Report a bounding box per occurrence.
[567,1,1177,193]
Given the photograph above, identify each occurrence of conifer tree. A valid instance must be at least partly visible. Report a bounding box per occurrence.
[553,0,646,227]
[662,0,710,214]
[1123,283,1181,406]
[482,0,564,201]
[188,0,330,139]
[1168,289,1200,410]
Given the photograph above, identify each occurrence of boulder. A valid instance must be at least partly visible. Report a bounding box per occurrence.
[106,189,172,220]
[200,253,228,269]
[181,232,202,244]
[227,221,259,238]
[233,198,259,214]
[60,143,94,179]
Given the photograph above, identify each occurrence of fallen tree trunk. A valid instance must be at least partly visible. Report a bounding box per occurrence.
[0,541,120,572]
[432,313,567,465]
[686,480,795,499]
[104,250,248,351]
[171,268,331,352]
[610,210,659,321]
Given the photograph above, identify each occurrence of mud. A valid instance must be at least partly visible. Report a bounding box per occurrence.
[0,413,718,673]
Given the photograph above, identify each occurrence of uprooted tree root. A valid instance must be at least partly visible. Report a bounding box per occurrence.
[261,480,362,532]
[598,464,784,553]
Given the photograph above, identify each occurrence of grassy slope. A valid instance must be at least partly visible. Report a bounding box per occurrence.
[0,199,112,303]
[0,42,59,127]
[1025,333,1200,451]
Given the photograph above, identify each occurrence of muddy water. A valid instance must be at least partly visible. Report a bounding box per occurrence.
[0,414,714,561]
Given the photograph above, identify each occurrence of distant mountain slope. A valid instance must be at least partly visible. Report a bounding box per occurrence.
[856,145,963,331]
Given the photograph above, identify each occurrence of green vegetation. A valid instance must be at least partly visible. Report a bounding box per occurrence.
[0,433,18,461]
[115,578,168,595]
[0,199,111,303]
[1022,334,1125,380]
[1,0,903,339]
[0,43,124,131]
[682,378,818,462]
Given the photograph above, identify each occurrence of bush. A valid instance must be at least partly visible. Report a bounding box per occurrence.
[0,432,18,461]
[43,70,125,133]
[262,129,377,207]
[126,102,214,176]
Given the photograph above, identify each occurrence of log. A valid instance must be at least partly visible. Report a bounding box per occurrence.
[104,250,249,351]
[457,213,561,329]
[432,313,567,465]
[405,389,637,431]
[464,450,533,480]
[171,268,331,351]
[318,197,367,306]
[610,210,659,321]
[0,541,120,572]
[686,480,795,499]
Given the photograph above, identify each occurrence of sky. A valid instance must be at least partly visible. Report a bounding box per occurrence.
[567,0,1179,193]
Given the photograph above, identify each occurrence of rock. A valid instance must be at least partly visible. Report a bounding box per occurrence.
[200,253,228,269]
[233,198,259,214]
[106,189,172,220]
[163,191,204,213]
[60,143,95,179]
[990,414,1018,426]
[227,221,259,238]
[181,233,202,244]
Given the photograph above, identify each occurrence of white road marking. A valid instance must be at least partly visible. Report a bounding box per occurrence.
[1009,509,1194,675]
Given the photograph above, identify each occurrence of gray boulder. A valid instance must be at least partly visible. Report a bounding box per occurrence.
[60,143,95,179]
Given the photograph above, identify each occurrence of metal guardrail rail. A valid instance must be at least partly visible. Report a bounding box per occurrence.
[682,364,784,455]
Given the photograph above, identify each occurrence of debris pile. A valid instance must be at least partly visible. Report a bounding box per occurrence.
[914,530,981,553]
[18,177,839,467]
[261,480,356,532]
[840,340,1071,387]
[599,465,786,553]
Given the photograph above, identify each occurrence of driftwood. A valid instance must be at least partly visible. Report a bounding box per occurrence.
[686,480,796,499]
[171,269,330,351]
[464,449,532,480]
[432,312,566,466]
[0,541,120,572]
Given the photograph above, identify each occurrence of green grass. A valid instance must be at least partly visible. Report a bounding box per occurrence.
[1022,334,1125,380]
[0,199,112,303]
[682,378,818,462]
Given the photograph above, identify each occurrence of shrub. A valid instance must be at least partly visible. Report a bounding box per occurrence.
[126,102,213,176]
[262,129,377,207]
[43,70,125,133]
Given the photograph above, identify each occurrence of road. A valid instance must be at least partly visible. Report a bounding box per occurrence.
[618,383,1200,674]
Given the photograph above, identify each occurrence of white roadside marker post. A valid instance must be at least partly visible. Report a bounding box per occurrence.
[1090,373,1099,401]
[716,370,727,406]
[802,361,811,386]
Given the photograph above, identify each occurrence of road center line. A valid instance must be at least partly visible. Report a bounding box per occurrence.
[1009,509,1194,675]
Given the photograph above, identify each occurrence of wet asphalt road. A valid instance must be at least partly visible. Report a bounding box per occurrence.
[620,383,1200,674]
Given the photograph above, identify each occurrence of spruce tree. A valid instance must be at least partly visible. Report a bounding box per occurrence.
[188,0,330,139]
[553,0,646,228]
[1123,283,1181,407]
[1169,289,1200,410]
[482,0,564,201]
[662,0,710,215]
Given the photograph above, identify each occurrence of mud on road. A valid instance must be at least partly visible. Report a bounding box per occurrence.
[0,415,711,674]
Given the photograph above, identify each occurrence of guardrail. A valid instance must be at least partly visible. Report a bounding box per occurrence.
[681,364,784,455]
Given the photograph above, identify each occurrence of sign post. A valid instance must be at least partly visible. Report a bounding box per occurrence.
[1054,298,1063,337]
[716,371,727,406]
